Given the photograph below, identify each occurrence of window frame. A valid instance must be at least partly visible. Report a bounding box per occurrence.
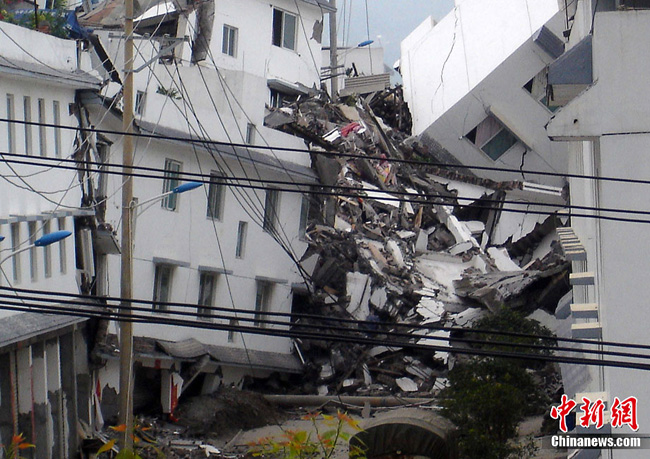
[10,222,20,283]
[57,217,67,274]
[299,194,310,240]
[207,172,225,220]
[153,264,174,311]
[235,221,248,258]
[135,90,146,116]
[52,100,61,158]
[7,94,15,153]
[161,159,182,211]
[197,271,218,318]
[38,98,47,157]
[245,123,256,144]
[272,8,297,51]
[43,220,52,278]
[465,115,518,161]
[28,221,37,281]
[263,188,280,233]
[254,280,273,327]
[23,96,32,155]
[222,24,238,57]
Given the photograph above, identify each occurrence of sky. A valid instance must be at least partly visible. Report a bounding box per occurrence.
[334,0,455,69]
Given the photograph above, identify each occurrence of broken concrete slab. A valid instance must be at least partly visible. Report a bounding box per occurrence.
[346,272,372,320]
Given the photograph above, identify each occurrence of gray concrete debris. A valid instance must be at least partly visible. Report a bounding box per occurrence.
[263,92,569,399]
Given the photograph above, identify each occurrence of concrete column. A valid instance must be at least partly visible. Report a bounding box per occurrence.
[0,353,15,451]
[16,347,33,444]
[31,343,50,459]
[46,338,63,459]
[74,329,91,427]
[60,332,79,457]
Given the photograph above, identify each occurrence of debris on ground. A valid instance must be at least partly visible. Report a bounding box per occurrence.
[263,88,570,397]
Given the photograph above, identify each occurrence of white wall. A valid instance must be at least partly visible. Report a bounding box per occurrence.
[0,23,86,312]
[400,0,568,186]
[547,9,650,450]
[401,0,562,133]
[98,129,307,354]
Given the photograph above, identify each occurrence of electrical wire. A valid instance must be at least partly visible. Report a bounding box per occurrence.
[3,285,650,353]
[7,151,650,224]
[1,296,650,371]
[5,117,650,186]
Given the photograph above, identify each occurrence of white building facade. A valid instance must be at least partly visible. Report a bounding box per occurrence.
[78,0,328,418]
[400,0,570,188]
[0,21,100,457]
[547,2,650,457]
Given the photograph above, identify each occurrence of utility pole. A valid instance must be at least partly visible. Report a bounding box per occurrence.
[328,0,338,97]
[118,0,135,448]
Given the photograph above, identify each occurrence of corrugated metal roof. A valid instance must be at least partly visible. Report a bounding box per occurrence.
[0,311,87,350]
[154,337,303,373]
[0,55,101,89]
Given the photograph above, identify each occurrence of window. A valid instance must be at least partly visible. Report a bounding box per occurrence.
[207,173,225,220]
[227,319,239,342]
[153,264,174,310]
[10,223,20,283]
[465,115,518,161]
[53,101,61,157]
[38,98,47,157]
[272,8,297,50]
[23,96,32,155]
[254,281,273,327]
[43,220,52,278]
[269,88,297,108]
[57,217,66,274]
[523,67,560,112]
[299,195,310,240]
[28,221,37,281]
[6,94,15,153]
[263,189,280,233]
[197,272,217,318]
[222,25,238,57]
[245,123,255,144]
[235,221,247,258]
[161,159,181,210]
[135,91,146,115]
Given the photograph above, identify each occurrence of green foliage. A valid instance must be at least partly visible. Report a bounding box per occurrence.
[248,411,366,459]
[156,85,182,100]
[97,423,164,459]
[439,308,554,459]
[0,0,69,39]
[471,308,556,359]
[1,433,35,459]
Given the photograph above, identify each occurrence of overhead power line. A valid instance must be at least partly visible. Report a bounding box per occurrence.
[3,285,650,353]
[2,117,650,186]
[2,297,650,371]
[4,151,650,224]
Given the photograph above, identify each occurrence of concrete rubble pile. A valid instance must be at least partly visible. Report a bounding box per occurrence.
[266,90,571,397]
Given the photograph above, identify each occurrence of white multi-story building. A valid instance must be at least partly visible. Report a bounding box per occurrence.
[78,0,329,418]
[547,1,650,457]
[0,21,101,457]
[400,0,569,188]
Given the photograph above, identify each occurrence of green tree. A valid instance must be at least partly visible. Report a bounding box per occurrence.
[439,308,555,458]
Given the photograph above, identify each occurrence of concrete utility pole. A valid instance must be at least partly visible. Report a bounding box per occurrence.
[329,0,338,97]
[118,0,135,448]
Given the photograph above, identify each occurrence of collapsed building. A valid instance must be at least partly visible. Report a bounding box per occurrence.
[261,89,571,397]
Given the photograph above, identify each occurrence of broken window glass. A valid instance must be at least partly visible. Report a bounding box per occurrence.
[466,115,517,161]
